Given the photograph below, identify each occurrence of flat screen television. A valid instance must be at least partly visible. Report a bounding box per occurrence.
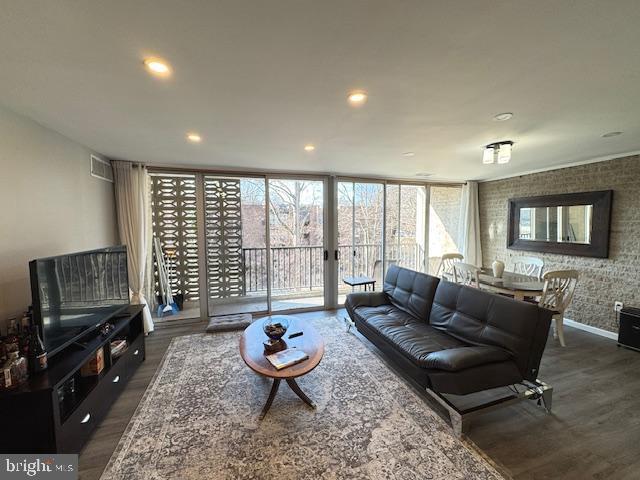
[29,246,130,357]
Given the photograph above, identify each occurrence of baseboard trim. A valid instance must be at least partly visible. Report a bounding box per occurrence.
[563,318,618,341]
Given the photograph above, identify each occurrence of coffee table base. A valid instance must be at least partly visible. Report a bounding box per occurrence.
[259,378,316,420]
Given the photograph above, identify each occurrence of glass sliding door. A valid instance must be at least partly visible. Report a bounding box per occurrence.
[337,180,384,304]
[337,181,354,305]
[150,169,461,318]
[428,185,463,273]
[204,176,269,316]
[385,184,427,274]
[268,178,325,312]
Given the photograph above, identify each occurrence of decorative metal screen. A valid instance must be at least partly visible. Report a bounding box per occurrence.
[150,174,200,301]
[204,177,245,299]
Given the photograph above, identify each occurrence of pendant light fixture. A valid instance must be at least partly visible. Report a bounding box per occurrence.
[482,146,496,164]
[482,141,514,164]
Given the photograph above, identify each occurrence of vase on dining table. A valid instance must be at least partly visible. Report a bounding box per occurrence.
[492,260,505,278]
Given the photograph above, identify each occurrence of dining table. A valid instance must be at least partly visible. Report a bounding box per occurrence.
[478,268,545,301]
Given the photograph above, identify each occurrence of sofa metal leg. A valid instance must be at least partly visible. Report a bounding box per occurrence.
[426,380,552,438]
[537,380,553,412]
[342,315,355,333]
[426,388,465,438]
[450,411,464,439]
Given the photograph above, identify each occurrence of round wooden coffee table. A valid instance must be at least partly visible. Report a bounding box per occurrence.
[239,316,324,419]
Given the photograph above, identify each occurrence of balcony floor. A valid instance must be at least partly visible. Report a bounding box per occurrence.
[152,285,374,322]
[152,295,326,322]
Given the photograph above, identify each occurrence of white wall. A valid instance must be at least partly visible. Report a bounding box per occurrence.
[0,105,118,328]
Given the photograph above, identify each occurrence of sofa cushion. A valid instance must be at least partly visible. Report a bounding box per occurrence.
[383,265,440,322]
[426,361,523,396]
[364,313,464,368]
[423,346,511,372]
[429,280,552,381]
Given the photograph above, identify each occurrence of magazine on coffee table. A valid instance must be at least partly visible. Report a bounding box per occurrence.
[266,348,309,370]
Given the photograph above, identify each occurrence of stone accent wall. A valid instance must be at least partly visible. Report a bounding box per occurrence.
[478,154,640,333]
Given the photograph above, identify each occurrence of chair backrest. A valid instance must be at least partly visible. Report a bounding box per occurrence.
[538,270,579,313]
[437,253,464,279]
[373,260,383,282]
[512,256,545,280]
[452,262,480,288]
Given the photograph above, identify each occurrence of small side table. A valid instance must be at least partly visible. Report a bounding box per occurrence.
[342,275,377,291]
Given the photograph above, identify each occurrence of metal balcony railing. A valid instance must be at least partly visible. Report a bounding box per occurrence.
[241,243,425,294]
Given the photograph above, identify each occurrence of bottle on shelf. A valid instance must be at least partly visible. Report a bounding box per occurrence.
[19,311,32,359]
[7,317,19,336]
[4,318,20,357]
[1,351,28,390]
[28,326,48,373]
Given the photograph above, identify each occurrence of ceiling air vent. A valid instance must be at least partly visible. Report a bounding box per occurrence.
[90,154,114,182]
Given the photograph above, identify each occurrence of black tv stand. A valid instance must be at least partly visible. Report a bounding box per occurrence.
[0,305,145,454]
[70,340,90,350]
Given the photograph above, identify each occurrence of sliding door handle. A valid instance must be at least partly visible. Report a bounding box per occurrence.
[334,250,339,260]
[323,250,328,261]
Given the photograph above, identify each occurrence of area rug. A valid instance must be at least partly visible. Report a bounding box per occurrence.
[100,317,505,480]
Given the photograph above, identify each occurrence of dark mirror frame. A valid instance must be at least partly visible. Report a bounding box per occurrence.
[507,190,613,258]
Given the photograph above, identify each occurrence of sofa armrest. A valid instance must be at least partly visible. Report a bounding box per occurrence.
[424,346,511,372]
[345,291,389,310]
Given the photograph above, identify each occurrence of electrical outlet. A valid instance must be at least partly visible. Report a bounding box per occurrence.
[614,301,624,313]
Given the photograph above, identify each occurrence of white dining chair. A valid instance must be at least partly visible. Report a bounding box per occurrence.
[538,270,579,347]
[437,253,464,281]
[512,256,545,280]
[452,262,481,288]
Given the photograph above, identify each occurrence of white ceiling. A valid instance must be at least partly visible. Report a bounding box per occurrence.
[1,0,639,181]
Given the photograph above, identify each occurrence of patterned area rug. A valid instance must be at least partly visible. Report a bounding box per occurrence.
[101,317,505,480]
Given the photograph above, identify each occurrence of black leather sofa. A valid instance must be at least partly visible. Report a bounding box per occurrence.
[345,265,553,397]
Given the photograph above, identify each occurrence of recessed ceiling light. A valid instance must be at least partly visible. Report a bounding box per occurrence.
[143,57,172,77]
[493,112,514,122]
[304,144,316,152]
[347,90,368,106]
[602,131,623,138]
[186,132,202,143]
[402,152,416,157]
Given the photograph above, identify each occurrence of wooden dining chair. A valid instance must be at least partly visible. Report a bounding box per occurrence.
[437,253,464,281]
[538,270,579,347]
[512,256,545,280]
[452,262,481,288]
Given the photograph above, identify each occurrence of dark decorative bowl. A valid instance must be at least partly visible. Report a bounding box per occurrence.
[263,316,290,340]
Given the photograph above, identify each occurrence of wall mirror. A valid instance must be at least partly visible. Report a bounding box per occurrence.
[507,190,612,257]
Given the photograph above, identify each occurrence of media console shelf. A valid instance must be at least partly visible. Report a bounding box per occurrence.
[0,305,145,453]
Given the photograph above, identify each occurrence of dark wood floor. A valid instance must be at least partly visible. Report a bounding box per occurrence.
[79,309,640,480]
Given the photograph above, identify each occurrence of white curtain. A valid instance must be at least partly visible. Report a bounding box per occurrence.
[112,160,154,333]
[458,180,483,267]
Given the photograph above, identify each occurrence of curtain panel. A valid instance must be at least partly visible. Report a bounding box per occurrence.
[458,181,483,267]
[112,160,154,333]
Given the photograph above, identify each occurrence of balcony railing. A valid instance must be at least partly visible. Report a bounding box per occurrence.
[241,243,425,294]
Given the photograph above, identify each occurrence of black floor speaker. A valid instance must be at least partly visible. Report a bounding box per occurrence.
[618,307,640,352]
